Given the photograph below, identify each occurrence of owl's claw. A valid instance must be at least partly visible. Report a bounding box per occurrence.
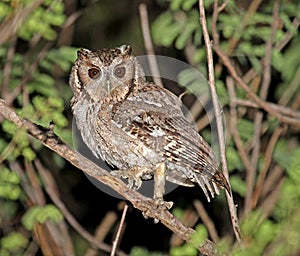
[111,170,142,189]
[142,197,174,223]
[154,197,173,210]
[111,166,153,190]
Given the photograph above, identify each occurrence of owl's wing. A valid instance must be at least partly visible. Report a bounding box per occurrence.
[113,83,229,201]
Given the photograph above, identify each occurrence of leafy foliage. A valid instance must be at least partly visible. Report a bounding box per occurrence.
[151,0,300,255]
[0,0,76,254]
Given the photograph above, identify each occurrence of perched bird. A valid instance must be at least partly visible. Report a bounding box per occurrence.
[69,45,229,206]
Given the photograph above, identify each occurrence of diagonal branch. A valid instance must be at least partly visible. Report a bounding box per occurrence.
[0,98,218,256]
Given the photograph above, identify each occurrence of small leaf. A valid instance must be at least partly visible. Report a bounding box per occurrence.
[191,224,208,247]
[230,175,247,197]
[170,0,183,11]
[0,168,20,184]
[0,232,28,252]
[22,205,63,230]
[182,0,197,11]
[22,147,36,161]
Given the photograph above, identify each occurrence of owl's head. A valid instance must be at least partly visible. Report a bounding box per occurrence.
[69,45,145,101]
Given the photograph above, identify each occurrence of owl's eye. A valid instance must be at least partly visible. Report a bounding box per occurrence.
[114,66,126,78]
[88,68,101,79]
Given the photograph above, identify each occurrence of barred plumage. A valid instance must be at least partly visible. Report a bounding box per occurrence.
[69,45,229,205]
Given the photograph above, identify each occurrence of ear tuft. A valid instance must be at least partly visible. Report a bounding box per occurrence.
[77,48,91,59]
[119,45,132,55]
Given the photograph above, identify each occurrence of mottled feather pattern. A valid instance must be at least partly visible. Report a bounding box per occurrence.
[69,45,230,203]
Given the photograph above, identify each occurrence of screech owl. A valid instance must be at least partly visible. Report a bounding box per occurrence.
[69,45,230,207]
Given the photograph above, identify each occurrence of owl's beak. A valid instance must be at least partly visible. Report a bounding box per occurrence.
[106,80,111,93]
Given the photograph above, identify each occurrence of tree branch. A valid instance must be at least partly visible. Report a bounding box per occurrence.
[199,0,241,243]
[0,98,218,256]
[138,3,163,87]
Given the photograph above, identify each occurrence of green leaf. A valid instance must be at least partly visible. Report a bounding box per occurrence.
[170,0,183,11]
[22,205,63,230]
[230,175,246,197]
[0,232,28,252]
[151,12,183,47]
[216,80,229,105]
[2,120,17,136]
[286,149,300,184]
[271,49,284,72]
[0,168,20,184]
[237,119,254,141]
[0,182,21,200]
[177,68,208,95]
[190,224,208,247]
[130,246,167,256]
[172,207,185,220]
[182,0,197,11]
[226,146,243,172]
[0,2,12,20]
[22,147,36,161]
[170,244,197,256]
[52,112,68,128]
[273,139,291,170]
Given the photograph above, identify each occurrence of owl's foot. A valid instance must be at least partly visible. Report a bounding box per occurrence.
[142,197,174,223]
[142,163,173,223]
[111,166,153,190]
[154,197,173,210]
[153,162,173,208]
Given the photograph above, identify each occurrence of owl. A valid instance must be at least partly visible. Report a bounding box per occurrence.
[69,45,229,207]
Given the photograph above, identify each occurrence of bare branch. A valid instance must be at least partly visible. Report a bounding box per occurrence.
[199,0,242,243]
[193,200,219,242]
[138,3,163,87]
[111,204,128,256]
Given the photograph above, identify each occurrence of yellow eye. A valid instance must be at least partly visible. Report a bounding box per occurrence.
[114,66,126,78]
[88,68,101,79]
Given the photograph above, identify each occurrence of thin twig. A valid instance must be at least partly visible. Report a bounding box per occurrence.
[260,165,283,199]
[217,0,230,12]
[138,3,163,87]
[275,18,300,51]
[111,204,128,256]
[1,37,17,99]
[233,99,300,119]
[193,200,219,242]
[279,66,300,106]
[227,77,256,187]
[260,177,284,219]
[84,212,119,256]
[199,0,241,243]
[251,126,284,208]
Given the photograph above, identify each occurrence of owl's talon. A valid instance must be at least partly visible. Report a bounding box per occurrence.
[111,168,148,190]
[155,197,173,210]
